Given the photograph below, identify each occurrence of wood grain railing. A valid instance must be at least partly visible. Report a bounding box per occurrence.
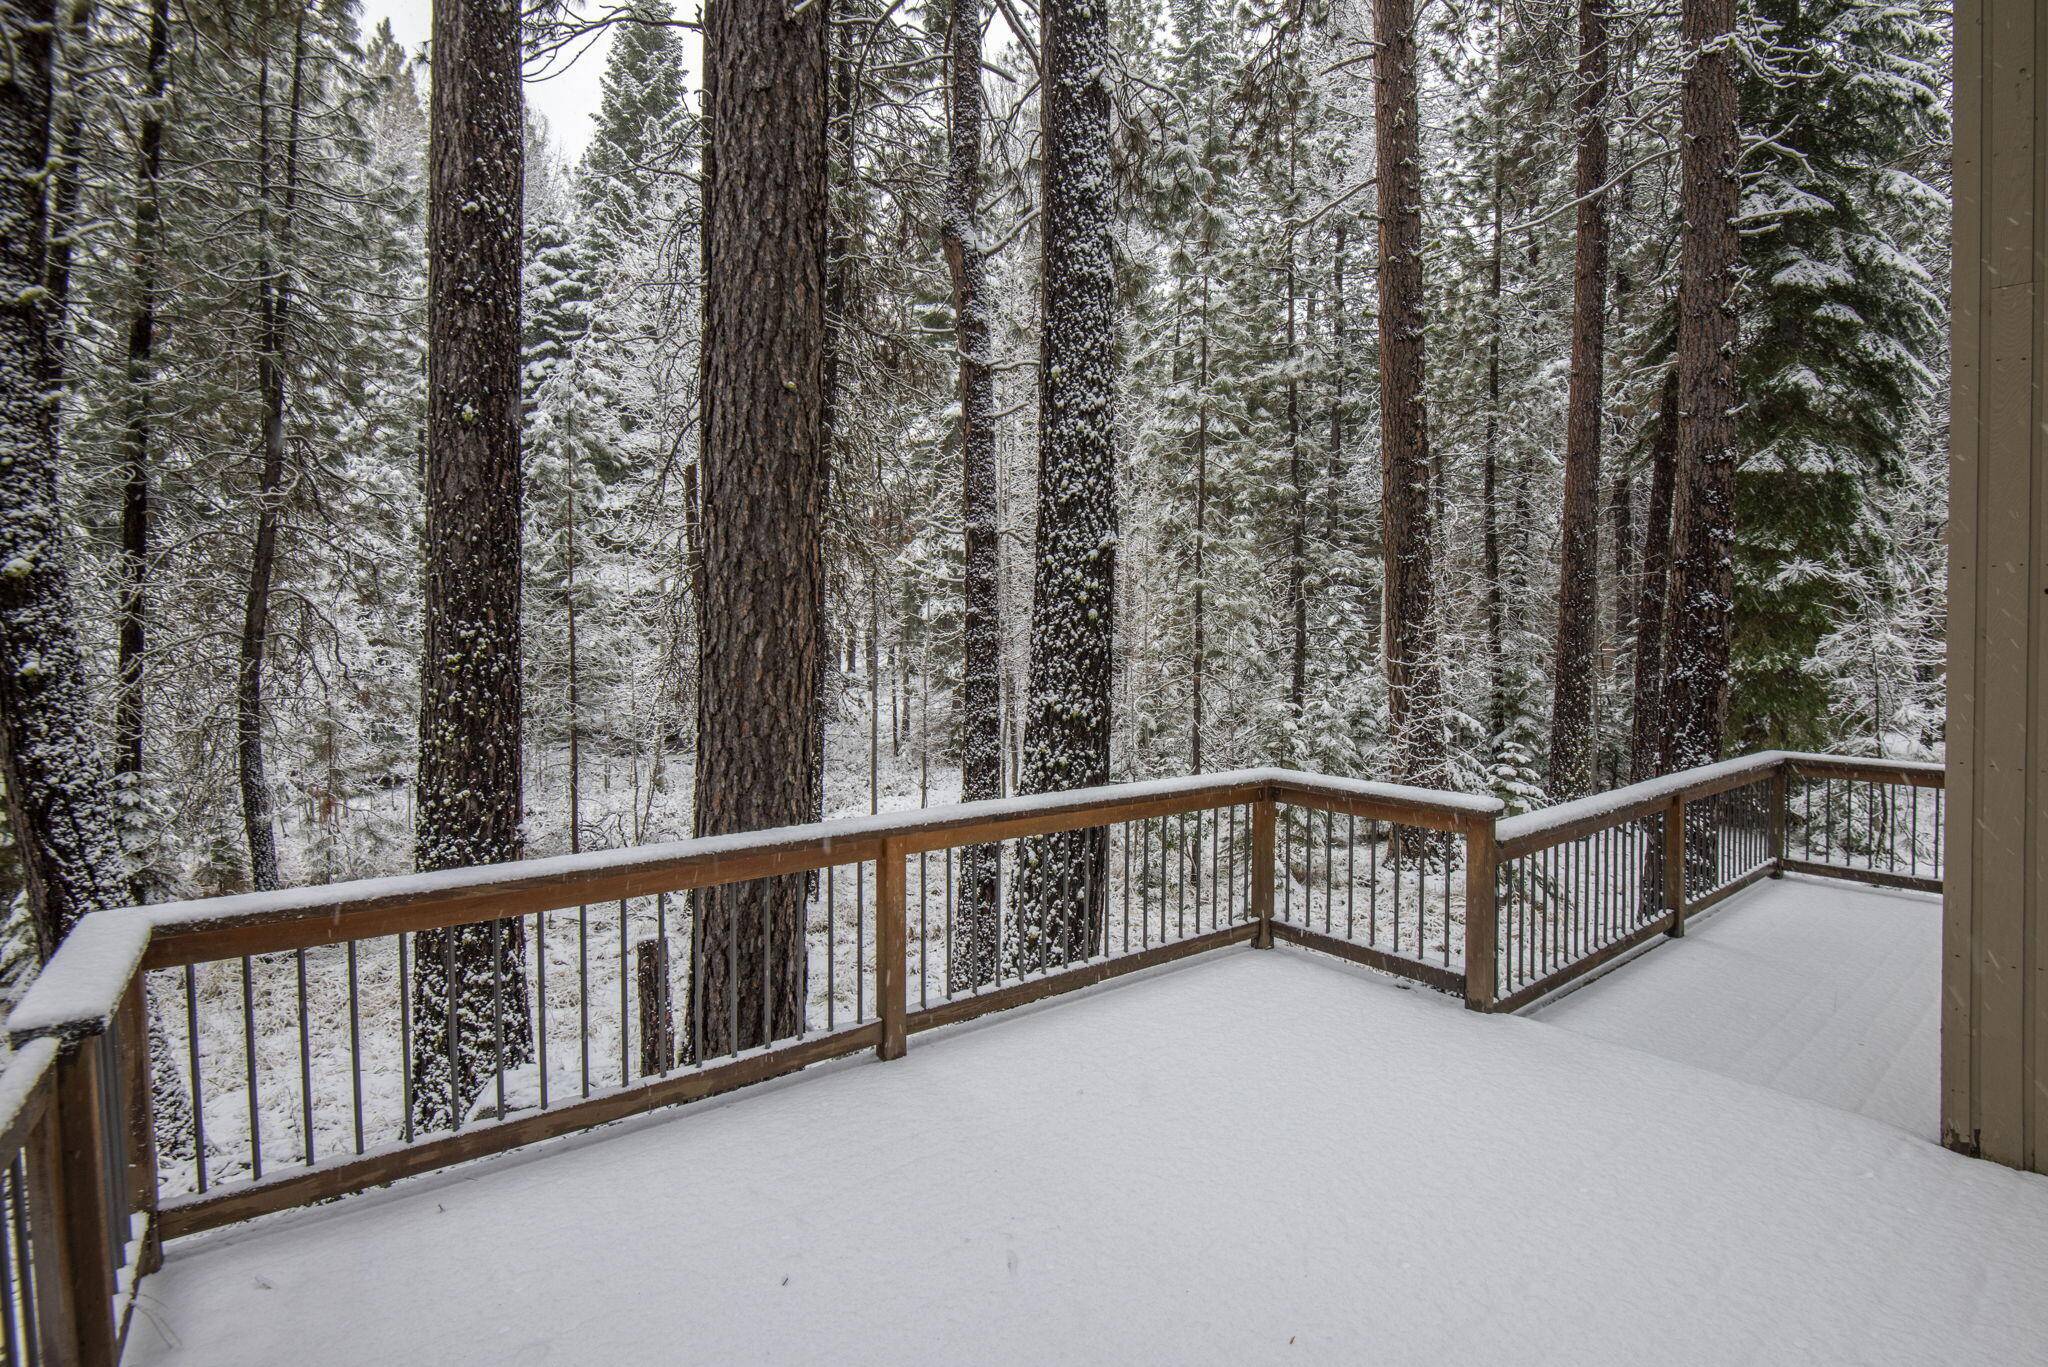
[0,753,1941,1362]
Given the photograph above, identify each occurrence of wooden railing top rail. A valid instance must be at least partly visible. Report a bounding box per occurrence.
[10,766,1496,1041]
[1783,753,1945,787]
[9,911,154,1045]
[1494,751,1792,858]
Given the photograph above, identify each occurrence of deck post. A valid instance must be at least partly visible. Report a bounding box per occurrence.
[50,1038,119,1367]
[118,977,162,1277]
[1461,818,1498,1010]
[1664,795,1687,937]
[876,836,908,1060]
[1767,765,1788,877]
[1250,798,1276,948]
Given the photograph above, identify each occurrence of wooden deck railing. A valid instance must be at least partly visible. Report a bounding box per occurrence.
[0,752,1942,1363]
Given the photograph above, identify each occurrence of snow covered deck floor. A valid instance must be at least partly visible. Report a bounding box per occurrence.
[1537,874,1941,1137]
[127,885,2046,1366]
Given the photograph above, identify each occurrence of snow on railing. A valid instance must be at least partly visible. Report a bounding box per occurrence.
[0,751,1942,1357]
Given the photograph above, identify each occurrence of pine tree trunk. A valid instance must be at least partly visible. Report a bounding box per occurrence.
[38,0,88,363]
[1015,0,1118,969]
[1483,95,1505,749]
[0,0,126,950]
[410,0,534,1129]
[237,23,305,894]
[1192,255,1210,773]
[818,31,855,831]
[1629,373,1678,781]
[1327,221,1346,545]
[1285,124,1307,716]
[1659,0,1741,774]
[565,440,581,855]
[944,0,1002,989]
[0,0,194,1159]
[115,0,168,833]
[1547,0,1612,798]
[1374,0,1448,792]
[688,0,826,1055]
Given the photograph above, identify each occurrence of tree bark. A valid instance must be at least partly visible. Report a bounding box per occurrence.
[1659,0,1741,773]
[114,0,169,836]
[0,0,127,951]
[1547,0,1612,798]
[689,0,826,1055]
[1285,123,1307,715]
[410,0,534,1129]
[1629,373,1678,781]
[1015,0,1118,969]
[1482,48,1505,748]
[944,0,1002,989]
[1374,0,1447,791]
[0,7,193,1157]
[236,17,304,894]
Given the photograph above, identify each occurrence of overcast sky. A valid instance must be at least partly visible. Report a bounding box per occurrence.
[357,0,622,159]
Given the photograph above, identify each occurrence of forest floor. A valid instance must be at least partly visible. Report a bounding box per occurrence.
[126,883,2045,1366]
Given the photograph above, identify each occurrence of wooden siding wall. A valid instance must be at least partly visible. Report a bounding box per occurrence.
[1944,0,2046,1172]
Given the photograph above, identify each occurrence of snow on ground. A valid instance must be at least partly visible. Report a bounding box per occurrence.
[1536,874,1939,1137]
[126,920,2045,1367]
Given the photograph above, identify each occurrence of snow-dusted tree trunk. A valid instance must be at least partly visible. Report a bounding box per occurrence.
[115,0,169,830]
[410,0,534,1129]
[1373,0,1448,792]
[0,0,192,1158]
[944,0,1002,989]
[237,16,305,894]
[1659,0,1741,773]
[1547,0,1612,798]
[1014,0,1118,969]
[1629,374,1677,782]
[689,0,826,1053]
[0,0,126,951]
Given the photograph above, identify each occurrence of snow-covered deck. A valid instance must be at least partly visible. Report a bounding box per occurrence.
[125,879,2045,1366]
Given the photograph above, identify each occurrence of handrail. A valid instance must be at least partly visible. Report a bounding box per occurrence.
[134,770,1293,970]
[0,749,1944,1359]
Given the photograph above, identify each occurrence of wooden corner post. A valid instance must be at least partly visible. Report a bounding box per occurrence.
[876,837,908,1060]
[50,1038,120,1367]
[1251,798,1276,949]
[1462,819,1498,1010]
[1664,795,1688,937]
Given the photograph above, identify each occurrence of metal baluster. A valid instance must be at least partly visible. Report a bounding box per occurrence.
[446,933,461,1132]
[242,955,261,1178]
[492,917,509,1119]
[1443,838,1453,967]
[185,963,208,1192]
[1282,812,1293,927]
[399,934,413,1145]
[1122,823,1138,950]
[1141,819,1154,949]
[348,940,364,1154]
[1392,827,1403,954]
[1345,815,1356,940]
[826,866,837,1028]
[579,903,591,1095]
[295,949,314,1164]
[691,891,707,1068]
[536,912,549,1108]
[1368,821,1380,946]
